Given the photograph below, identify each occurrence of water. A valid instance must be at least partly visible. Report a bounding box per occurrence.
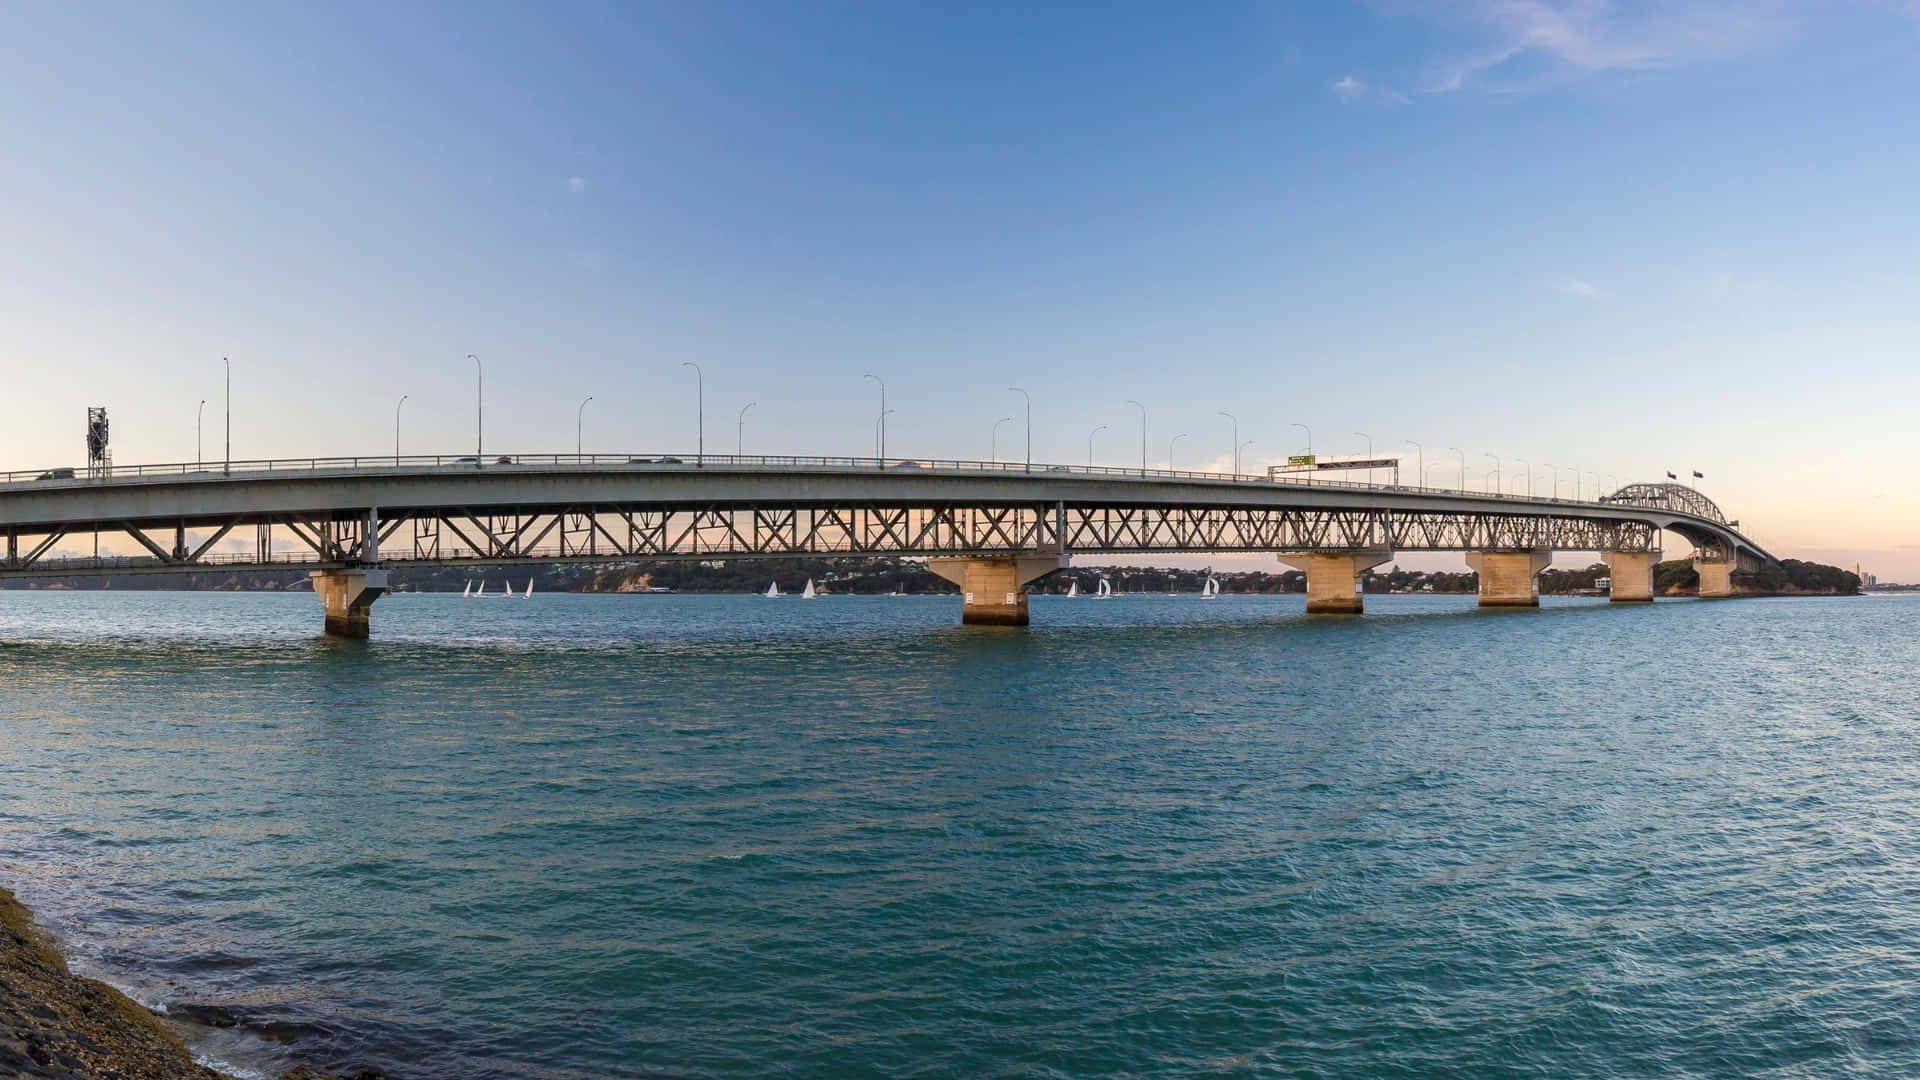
[2,589,1918,1078]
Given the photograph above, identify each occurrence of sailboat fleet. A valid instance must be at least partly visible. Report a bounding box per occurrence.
[763,578,819,598]
[461,578,534,598]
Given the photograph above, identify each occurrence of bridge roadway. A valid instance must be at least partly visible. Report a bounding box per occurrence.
[0,452,1774,635]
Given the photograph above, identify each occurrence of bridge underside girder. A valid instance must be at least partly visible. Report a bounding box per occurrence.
[0,503,1666,578]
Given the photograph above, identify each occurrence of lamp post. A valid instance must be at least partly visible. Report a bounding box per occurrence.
[1169,432,1188,471]
[1514,458,1530,498]
[467,354,482,465]
[196,399,206,468]
[1405,440,1422,490]
[1292,423,1312,483]
[1008,386,1030,472]
[1219,411,1238,474]
[576,396,593,458]
[1088,424,1107,470]
[682,361,703,464]
[394,394,407,466]
[992,416,1013,464]
[1354,431,1371,485]
[737,402,756,456]
[1126,400,1146,474]
[1484,453,1500,494]
[1238,438,1255,478]
[1543,462,1557,500]
[224,357,231,475]
[1589,472,1602,500]
[865,373,886,464]
[1451,447,1465,493]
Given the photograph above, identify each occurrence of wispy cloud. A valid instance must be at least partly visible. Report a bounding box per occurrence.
[1555,279,1601,298]
[567,175,587,194]
[1331,73,1411,104]
[1411,1,1793,94]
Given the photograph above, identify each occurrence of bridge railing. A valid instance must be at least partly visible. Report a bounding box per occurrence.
[0,451,1622,506]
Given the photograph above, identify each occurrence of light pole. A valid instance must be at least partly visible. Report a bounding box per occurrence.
[467,353,482,465]
[1605,474,1617,497]
[992,416,1013,464]
[1238,438,1255,477]
[576,396,594,457]
[1219,411,1238,474]
[865,373,886,464]
[1544,462,1557,500]
[1008,386,1030,472]
[1126,400,1146,474]
[737,402,756,456]
[1564,466,1579,501]
[1589,472,1602,500]
[394,394,407,466]
[682,361,703,464]
[224,357,231,475]
[1514,458,1530,498]
[196,399,206,468]
[1451,447,1465,493]
[1405,440,1422,490]
[1354,431,1372,485]
[1484,453,1500,494]
[1088,424,1107,470]
[1169,432,1188,471]
[1291,423,1312,456]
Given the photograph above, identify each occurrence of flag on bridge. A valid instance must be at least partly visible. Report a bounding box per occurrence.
[1666,471,1677,480]
[1692,470,1703,479]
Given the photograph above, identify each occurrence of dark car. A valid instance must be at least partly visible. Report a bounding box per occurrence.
[35,468,76,481]
[626,457,654,464]
[494,456,514,465]
[655,456,684,464]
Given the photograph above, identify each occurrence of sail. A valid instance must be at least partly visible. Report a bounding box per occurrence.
[524,578,534,599]
[1067,580,1079,598]
[1203,576,1219,598]
[1096,577,1112,598]
[765,582,780,598]
[802,578,817,599]
[462,580,471,598]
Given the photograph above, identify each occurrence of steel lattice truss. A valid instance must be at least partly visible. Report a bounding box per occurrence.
[1601,482,1727,525]
[3,502,1668,576]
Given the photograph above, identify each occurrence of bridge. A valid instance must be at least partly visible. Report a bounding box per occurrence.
[0,452,1774,636]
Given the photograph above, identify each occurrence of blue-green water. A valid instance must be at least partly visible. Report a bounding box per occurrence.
[3,590,1918,1078]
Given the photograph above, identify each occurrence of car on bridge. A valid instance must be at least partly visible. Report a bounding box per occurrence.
[35,468,75,481]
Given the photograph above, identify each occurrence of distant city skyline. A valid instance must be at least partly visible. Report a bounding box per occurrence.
[4,2,1919,574]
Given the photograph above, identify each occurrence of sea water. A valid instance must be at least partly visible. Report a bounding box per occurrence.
[2,590,1917,1078]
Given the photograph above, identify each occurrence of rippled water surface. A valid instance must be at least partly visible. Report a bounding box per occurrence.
[3,589,1918,1078]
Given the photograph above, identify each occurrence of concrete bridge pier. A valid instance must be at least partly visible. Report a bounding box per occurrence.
[1603,551,1655,602]
[310,568,390,637]
[1694,555,1734,599]
[928,554,1068,626]
[1466,549,1550,608]
[1277,548,1392,614]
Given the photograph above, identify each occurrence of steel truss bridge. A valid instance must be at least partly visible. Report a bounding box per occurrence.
[0,453,1771,577]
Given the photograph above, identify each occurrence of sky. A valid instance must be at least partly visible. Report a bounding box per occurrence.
[3,1,1919,575]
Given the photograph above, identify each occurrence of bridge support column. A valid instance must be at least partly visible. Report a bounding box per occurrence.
[310,568,390,638]
[928,554,1067,626]
[1466,550,1550,608]
[1603,551,1655,602]
[1695,556,1733,599]
[1277,548,1391,614]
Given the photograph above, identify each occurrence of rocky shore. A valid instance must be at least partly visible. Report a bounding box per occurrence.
[1,886,380,1080]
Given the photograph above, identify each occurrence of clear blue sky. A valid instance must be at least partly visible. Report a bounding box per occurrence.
[4,2,1918,573]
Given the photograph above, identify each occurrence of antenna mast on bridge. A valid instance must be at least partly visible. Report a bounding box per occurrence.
[86,406,110,477]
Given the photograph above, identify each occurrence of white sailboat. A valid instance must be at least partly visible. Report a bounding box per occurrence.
[801,578,817,599]
[1067,579,1080,598]
[523,578,534,599]
[1095,577,1113,599]
[461,580,472,597]
[1202,576,1220,599]
[765,581,781,598]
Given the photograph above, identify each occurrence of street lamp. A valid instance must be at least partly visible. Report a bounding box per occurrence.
[682,361,703,464]
[394,394,407,466]
[1450,447,1465,493]
[992,416,1014,464]
[1088,424,1107,470]
[1126,400,1147,474]
[196,399,206,468]
[1404,440,1422,490]
[576,396,594,458]
[1219,411,1239,474]
[1514,457,1530,498]
[1238,438,1255,479]
[467,354,481,465]
[224,357,231,475]
[865,373,886,464]
[1484,453,1501,494]
[1589,472,1602,501]
[1008,386,1030,472]
[737,402,756,456]
[1543,462,1557,500]
[1169,432,1188,471]
[1291,423,1312,455]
